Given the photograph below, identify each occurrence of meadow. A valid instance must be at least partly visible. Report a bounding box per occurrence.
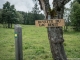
[0,24,80,60]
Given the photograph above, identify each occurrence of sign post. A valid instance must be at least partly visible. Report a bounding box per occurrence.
[14,24,23,60]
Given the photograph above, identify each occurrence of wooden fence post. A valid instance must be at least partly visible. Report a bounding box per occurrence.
[14,24,23,60]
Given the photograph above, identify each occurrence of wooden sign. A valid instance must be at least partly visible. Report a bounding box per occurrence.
[35,19,65,27]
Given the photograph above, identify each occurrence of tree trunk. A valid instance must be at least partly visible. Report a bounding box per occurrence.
[38,0,70,60]
[3,22,5,28]
[11,23,12,28]
[47,10,67,60]
[8,23,10,28]
[47,27,67,60]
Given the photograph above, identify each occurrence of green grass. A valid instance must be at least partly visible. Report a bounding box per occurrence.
[0,24,80,60]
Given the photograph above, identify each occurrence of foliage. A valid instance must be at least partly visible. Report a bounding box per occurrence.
[18,2,45,25]
[63,7,71,31]
[77,0,80,3]
[27,2,44,25]
[19,11,27,24]
[70,1,80,31]
[1,1,17,28]
[0,9,2,23]
[16,11,24,24]
[0,1,44,27]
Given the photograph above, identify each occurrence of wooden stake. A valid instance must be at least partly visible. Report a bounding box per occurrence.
[14,24,23,60]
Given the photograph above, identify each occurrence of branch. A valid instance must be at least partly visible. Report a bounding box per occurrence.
[63,0,71,5]
[53,0,71,11]
[38,0,50,13]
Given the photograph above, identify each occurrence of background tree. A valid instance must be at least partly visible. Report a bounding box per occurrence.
[16,11,24,24]
[32,1,40,20]
[63,7,71,31]
[70,0,80,31]
[19,1,45,25]
[1,1,17,28]
[0,1,44,26]
[0,9,2,23]
[18,11,27,24]
[31,1,44,25]
[18,5,44,25]
[27,12,35,25]
[77,0,80,3]
[21,12,27,24]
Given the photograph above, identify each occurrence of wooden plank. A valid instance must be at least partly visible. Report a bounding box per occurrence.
[35,19,65,27]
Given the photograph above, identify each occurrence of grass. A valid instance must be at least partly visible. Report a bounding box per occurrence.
[0,24,80,60]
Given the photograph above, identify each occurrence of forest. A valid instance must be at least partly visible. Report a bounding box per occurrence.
[0,1,45,28]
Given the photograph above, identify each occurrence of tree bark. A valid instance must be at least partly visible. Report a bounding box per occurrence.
[47,8,67,60]
[47,27,67,60]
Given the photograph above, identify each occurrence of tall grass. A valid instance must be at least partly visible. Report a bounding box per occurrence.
[0,24,80,60]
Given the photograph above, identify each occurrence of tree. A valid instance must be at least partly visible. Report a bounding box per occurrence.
[27,12,34,25]
[31,1,44,24]
[38,0,70,60]
[16,11,24,24]
[18,11,28,24]
[23,1,45,25]
[0,9,2,23]
[2,1,17,28]
[70,1,80,31]
[77,0,80,3]
[21,12,27,24]
[63,7,71,31]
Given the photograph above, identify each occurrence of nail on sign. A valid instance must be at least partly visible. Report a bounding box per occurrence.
[35,19,65,27]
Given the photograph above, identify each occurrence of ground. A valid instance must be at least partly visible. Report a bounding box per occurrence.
[0,24,80,60]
